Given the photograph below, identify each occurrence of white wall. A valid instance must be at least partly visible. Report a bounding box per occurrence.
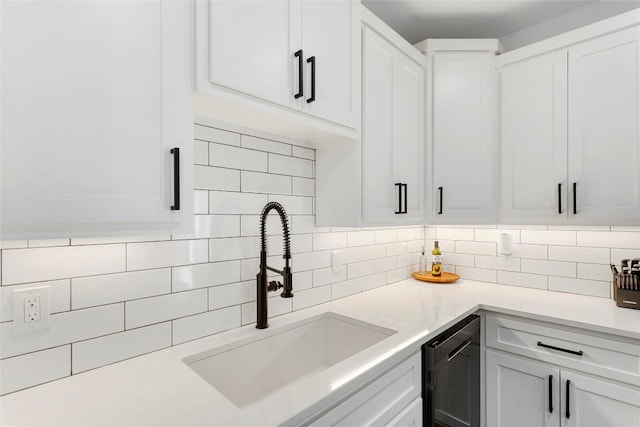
[500,2,640,51]
[0,123,425,395]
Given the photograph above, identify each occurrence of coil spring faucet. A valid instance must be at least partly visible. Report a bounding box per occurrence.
[256,202,293,329]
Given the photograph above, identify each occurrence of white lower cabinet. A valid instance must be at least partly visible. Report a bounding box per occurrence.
[309,352,421,426]
[486,315,640,427]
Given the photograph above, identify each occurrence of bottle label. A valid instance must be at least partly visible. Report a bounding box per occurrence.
[432,255,442,264]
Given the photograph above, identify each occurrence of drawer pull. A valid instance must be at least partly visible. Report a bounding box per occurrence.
[565,379,571,419]
[537,341,583,356]
[447,338,472,362]
[548,375,553,413]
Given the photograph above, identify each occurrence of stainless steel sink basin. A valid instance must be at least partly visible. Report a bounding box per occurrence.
[183,312,396,408]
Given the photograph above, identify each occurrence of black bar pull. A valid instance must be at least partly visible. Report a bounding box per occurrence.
[565,379,571,419]
[395,183,403,214]
[402,183,408,214]
[170,147,180,211]
[549,375,554,413]
[537,341,583,356]
[306,56,315,103]
[573,182,577,215]
[294,50,304,99]
[438,187,443,215]
[558,183,562,214]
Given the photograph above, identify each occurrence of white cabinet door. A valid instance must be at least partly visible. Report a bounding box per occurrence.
[207,0,297,110]
[362,27,424,224]
[1,1,192,239]
[385,398,422,427]
[300,0,356,127]
[499,50,568,223]
[561,370,640,427]
[486,350,560,427]
[568,27,640,223]
[432,52,495,223]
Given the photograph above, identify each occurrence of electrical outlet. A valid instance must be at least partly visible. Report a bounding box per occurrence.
[13,286,50,334]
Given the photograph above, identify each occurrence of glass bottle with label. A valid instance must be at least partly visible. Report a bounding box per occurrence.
[432,241,442,276]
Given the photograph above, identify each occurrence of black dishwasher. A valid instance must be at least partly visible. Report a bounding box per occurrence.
[422,314,480,427]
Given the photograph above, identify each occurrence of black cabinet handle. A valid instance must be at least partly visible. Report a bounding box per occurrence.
[438,187,443,215]
[565,379,571,419]
[573,182,577,215]
[403,183,408,214]
[170,147,180,211]
[549,375,554,413]
[537,341,583,356]
[294,50,304,99]
[395,183,403,214]
[306,56,315,103]
[558,183,562,214]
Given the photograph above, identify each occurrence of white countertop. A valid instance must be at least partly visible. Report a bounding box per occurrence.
[2,279,639,426]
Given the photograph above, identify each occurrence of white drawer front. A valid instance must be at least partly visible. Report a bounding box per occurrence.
[385,397,422,427]
[310,352,421,427]
[485,315,640,386]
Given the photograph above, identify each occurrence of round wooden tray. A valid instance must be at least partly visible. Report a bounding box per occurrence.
[412,271,460,283]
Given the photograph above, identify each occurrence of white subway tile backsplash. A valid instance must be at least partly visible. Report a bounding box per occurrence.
[374,256,397,273]
[240,214,288,237]
[387,267,411,284]
[521,230,576,246]
[194,125,241,146]
[292,177,315,197]
[0,346,70,395]
[209,236,260,262]
[240,258,260,281]
[209,191,268,215]
[293,270,313,291]
[0,280,70,322]
[194,140,209,165]
[313,267,346,287]
[521,259,576,278]
[127,240,208,270]
[209,281,253,310]
[577,263,613,282]
[173,215,241,240]
[455,241,496,256]
[72,269,171,310]
[2,245,125,285]
[290,215,330,234]
[436,227,475,241]
[497,271,547,290]
[362,272,387,291]
[456,267,497,283]
[513,244,547,260]
[313,232,346,251]
[475,255,521,272]
[474,228,521,243]
[332,278,362,299]
[292,285,331,311]
[445,253,474,268]
[292,146,315,160]
[548,277,610,298]
[72,323,171,374]
[242,135,291,155]
[241,296,292,325]
[268,154,313,178]
[0,304,124,359]
[362,244,387,261]
[28,239,70,248]
[172,306,241,345]
[348,261,375,280]
[294,251,331,272]
[374,229,397,244]
[347,231,375,247]
[577,231,640,249]
[242,171,291,195]
[125,290,207,329]
[548,245,610,264]
[194,165,240,191]
[172,261,240,292]
[268,195,313,215]
[611,248,640,262]
[387,242,408,256]
[210,144,267,172]
[193,190,209,214]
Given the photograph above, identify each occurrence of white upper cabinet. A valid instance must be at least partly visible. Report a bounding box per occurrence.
[1,1,193,239]
[499,50,568,222]
[361,22,424,224]
[499,23,640,225]
[196,0,359,143]
[428,49,497,224]
[568,27,640,222]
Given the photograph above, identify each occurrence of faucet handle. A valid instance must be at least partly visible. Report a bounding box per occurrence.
[267,281,283,292]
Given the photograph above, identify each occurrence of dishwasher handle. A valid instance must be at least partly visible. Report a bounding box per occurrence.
[447,338,472,362]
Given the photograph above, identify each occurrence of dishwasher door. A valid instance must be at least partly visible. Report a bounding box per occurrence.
[422,314,481,427]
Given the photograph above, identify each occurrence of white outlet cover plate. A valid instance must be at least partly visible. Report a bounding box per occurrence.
[13,286,50,334]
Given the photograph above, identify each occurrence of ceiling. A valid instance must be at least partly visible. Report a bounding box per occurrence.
[362,0,639,45]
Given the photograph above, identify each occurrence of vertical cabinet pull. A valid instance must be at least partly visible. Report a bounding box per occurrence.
[548,375,554,413]
[294,50,304,99]
[557,183,562,214]
[403,183,408,214]
[395,183,408,214]
[572,182,577,215]
[306,56,316,103]
[170,147,180,211]
[437,187,443,215]
[565,379,571,419]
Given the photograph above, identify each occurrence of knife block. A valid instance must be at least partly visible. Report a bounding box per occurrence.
[612,271,640,310]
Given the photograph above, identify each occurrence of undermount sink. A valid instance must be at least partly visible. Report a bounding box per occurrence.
[183,312,396,408]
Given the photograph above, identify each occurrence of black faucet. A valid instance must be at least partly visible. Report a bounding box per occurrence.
[256,202,293,329]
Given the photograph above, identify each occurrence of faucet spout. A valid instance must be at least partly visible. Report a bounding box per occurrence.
[256,202,293,329]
